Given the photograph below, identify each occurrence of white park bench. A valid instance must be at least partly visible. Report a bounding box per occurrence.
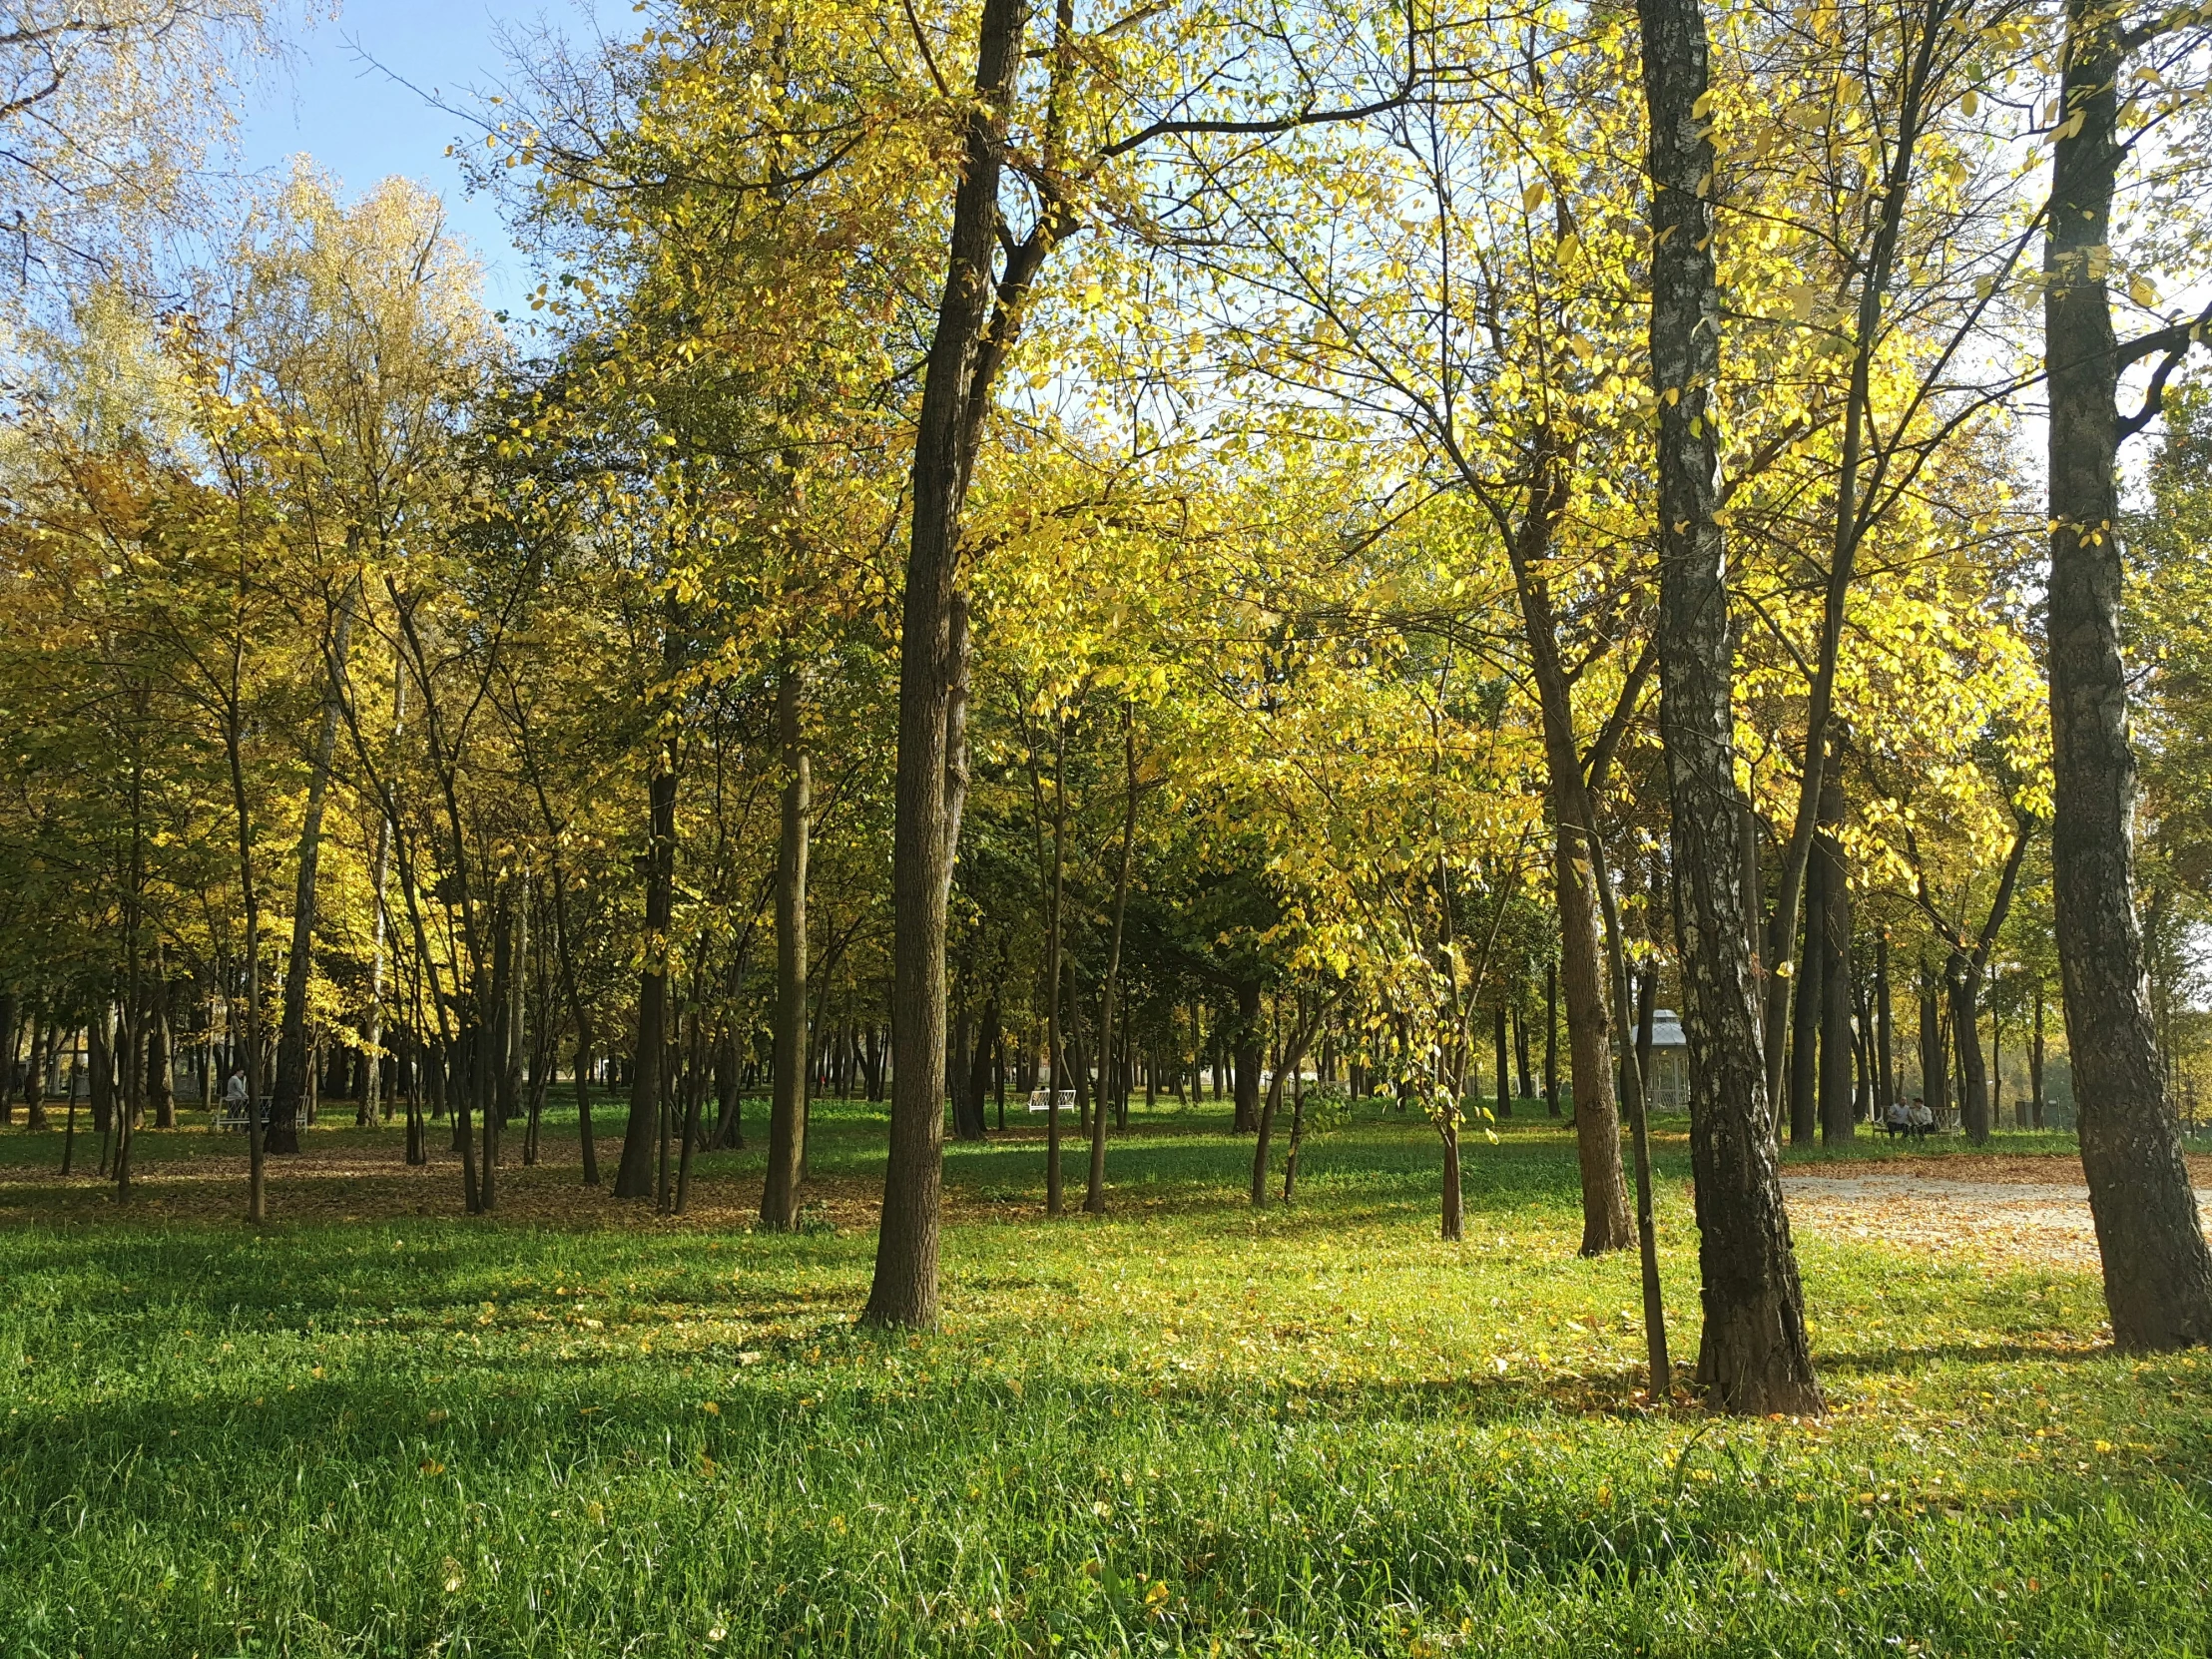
[1027,1088,1076,1114]
[216,1097,273,1133]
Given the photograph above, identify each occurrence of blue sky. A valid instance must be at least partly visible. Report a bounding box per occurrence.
[238,1,619,316]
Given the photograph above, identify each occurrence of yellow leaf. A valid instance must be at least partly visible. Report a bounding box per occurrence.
[2129,274,2158,307]
[1960,88,1979,117]
[1520,181,1548,212]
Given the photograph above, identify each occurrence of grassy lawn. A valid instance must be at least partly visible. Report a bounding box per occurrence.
[1,1097,2207,1656]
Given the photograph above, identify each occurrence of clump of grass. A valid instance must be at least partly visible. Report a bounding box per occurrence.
[0,1100,2202,1656]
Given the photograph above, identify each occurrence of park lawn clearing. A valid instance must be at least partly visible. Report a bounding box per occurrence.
[1,1099,2208,1657]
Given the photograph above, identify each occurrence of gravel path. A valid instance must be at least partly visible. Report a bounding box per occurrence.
[1782,1157,2212,1267]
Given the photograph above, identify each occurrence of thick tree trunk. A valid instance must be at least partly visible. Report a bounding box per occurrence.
[862,0,1018,1329]
[2043,0,2212,1349]
[1232,978,1263,1134]
[1919,971,1947,1121]
[762,669,811,1229]
[1948,955,1990,1142]
[270,592,353,1155]
[614,764,678,1199]
[1637,0,1821,1414]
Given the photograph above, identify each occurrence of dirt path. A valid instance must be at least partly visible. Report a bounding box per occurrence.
[1783,1156,2212,1267]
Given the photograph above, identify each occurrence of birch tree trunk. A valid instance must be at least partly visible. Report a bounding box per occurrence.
[1636,0,1821,1413]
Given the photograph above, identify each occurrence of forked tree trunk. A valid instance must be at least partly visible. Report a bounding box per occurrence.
[862,0,1019,1329]
[1637,0,1821,1414]
[762,668,811,1230]
[2042,0,2212,1350]
[271,590,354,1155]
[1499,464,1632,1250]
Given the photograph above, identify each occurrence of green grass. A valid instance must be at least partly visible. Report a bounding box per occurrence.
[1,1097,2207,1657]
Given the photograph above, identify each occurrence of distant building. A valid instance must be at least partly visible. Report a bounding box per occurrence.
[1646,1009,1688,1110]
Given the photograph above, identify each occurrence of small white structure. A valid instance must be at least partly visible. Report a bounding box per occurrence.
[1644,1009,1689,1110]
[1027,1088,1076,1114]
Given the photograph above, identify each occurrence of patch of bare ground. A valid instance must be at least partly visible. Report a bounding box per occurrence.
[1782,1154,2212,1268]
[0,1135,919,1231]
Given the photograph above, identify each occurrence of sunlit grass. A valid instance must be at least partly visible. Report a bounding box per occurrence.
[1,1099,2205,1656]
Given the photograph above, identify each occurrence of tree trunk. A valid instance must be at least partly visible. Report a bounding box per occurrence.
[1493,1000,1511,1119]
[87,1010,111,1138]
[149,970,175,1129]
[1918,969,1946,1122]
[960,994,997,1143]
[1513,989,1533,1102]
[861,0,1022,1329]
[2029,986,2046,1129]
[1637,0,1822,1414]
[614,762,678,1200]
[270,590,354,1155]
[762,668,811,1229]
[1817,776,1854,1143]
[1086,720,1138,1212]
[1875,931,1896,1120]
[1502,467,1632,1248]
[2043,0,2212,1349]
[1543,961,1560,1118]
[1788,834,1822,1146]
[1439,1116,1463,1243]
[1232,978,1263,1134]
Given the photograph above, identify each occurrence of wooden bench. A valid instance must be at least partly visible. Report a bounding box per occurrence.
[1027,1088,1075,1114]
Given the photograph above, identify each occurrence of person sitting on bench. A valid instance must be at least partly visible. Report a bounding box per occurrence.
[1885,1097,1910,1138]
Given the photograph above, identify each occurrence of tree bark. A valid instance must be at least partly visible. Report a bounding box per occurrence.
[270,589,354,1155]
[2029,985,2046,1130]
[1493,999,1511,1119]
[1637,0,1821,1414]
[1816,775,1854,1143]
[1875,931,1896,1120]
[1085,712,1139,1213]
[1543,961,1560,1118]
[1232,978,1263,1134]
[862,0,1022,1328]
[2043,0,2212,1349]
[1499,456,1632,1249]
[1788,836,1822,1145]
[614,760,678,1199]
[762,667,811,1229]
